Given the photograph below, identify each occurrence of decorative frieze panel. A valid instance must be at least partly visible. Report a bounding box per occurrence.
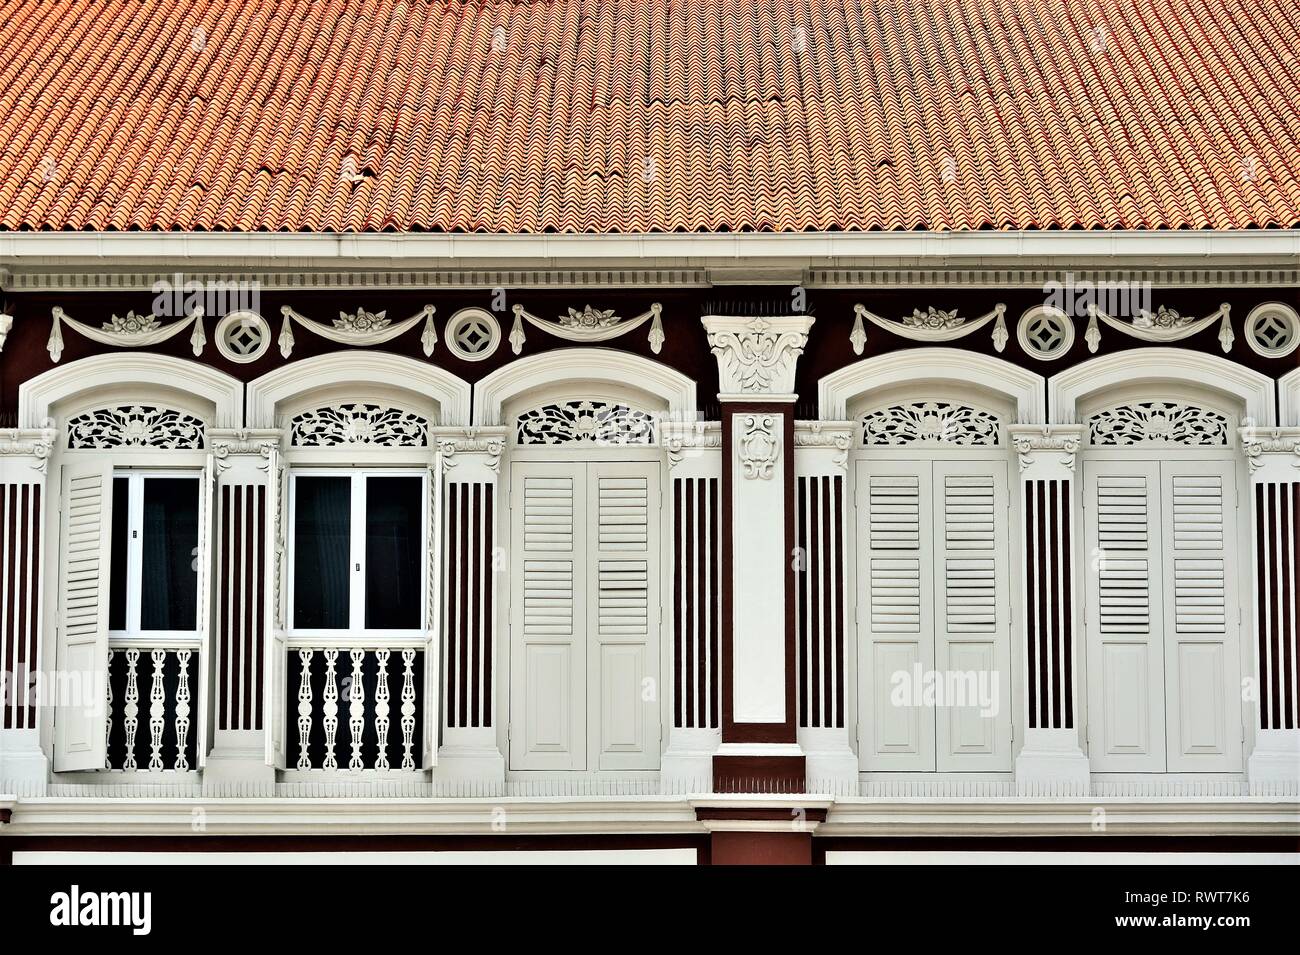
[66,406,205,450]
[515,400,655,446]
[508,302,664,355]
[47,305,206,363]
[703,315,813,396]
[289,404,430,448]
[277,304,437,358]
[1085,302,1233,353]
[861,402,1000,447]
[1088,402,1230,447]
[851,303,1008,354]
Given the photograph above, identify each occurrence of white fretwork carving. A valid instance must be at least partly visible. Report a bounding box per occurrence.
[321,649,340,771]
[66,405,204,449]
[738,413,780,480]
[703,315,813,396]
[374,649,392,771]
[296,649,313,771]
[174,649,192,772]
[515,400,656,445]
[1088,402,1230,447]
[289,403,429,447]
[851,303,1008,354]
[508,302,664,355]
[400,649,417,771]
[861,401,1001,447]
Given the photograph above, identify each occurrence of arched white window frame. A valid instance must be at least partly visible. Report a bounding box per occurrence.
[1279,367,1300,428]
[19,353,243,430]
[473,348,696,427]
[818,348,1045,423]
[1048,348,1276,428]
[246,352,471,430]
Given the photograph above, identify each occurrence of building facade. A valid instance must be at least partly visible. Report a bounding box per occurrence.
[0,1,1298,864]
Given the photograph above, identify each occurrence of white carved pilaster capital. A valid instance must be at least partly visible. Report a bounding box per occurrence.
[1007,424,1084,478]
[432,426,508,478]
[702,315,814,398]
[794,420,854,474]
[1240,426,1300,480]
[0,426,57,476]
[209,428,284,477]
[662,420,722,473]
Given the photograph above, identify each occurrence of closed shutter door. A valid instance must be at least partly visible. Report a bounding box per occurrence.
[510,463,586,770]
[1084,461,1166,771]
[933,461,1012,771]
[53,460,114,771]
[589,463,661,770]
[1161,461,1243,771]
[856,460,935,771]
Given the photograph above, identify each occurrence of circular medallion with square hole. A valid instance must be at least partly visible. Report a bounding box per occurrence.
[215,310,272,363]
[1244,302,1300,359]
[1017,305,1075,361]
[445,307,501,361]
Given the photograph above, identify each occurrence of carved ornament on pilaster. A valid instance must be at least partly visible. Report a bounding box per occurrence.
[209,429,284,474]
[1240,427,1300,474]
[0,427,57,474]
[793,420,854,471]
[702,315,814,397]
[1007,424,1084,474]
[662,420,722,469]
[737,413,781,480]
[431,426,508,474]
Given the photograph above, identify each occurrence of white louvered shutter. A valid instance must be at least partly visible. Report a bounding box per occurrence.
[933,461,1012,771]
[53,460,114,771]
[856,461,935,771]
[1083,461,1166,771]
[1160,461,1242,771]
[510,462,585,770]
[589,463,660,770]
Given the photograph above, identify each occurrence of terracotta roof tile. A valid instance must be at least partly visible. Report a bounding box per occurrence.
[0,0,1297,233]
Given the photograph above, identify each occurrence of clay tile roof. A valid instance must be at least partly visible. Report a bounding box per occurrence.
[0,0,1298,233]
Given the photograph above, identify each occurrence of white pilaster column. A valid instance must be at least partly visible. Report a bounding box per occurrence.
[0,427,55,795]
[203,429,282,795]
[703,315,814,792]
[432,427,507,787]
[792,421,858,793]
[1008,425,1090,795]
[1241,427,1300,794]
[661,420,723,791]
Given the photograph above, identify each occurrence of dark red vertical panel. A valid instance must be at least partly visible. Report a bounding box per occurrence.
[252,484,266,731]
[1024,480,1038,729]
[470,484,482,728]
[684,479,697,727]
[16,485,30,730]
[218,485,229,731]
[243,485,257,731]
[1256,483,1270,729]
[1,486,12,730]
[833,474,845,729]
[1048,480,1062,730]
[673,479,683,728]
[710,477,721,730]
[1267,484,1282,730]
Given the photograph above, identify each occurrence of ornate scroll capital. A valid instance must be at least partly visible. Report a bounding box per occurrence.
[662,420,722,471]
[1007,424,1084,476]
[432,426,508,476]
[702,315,813,398]
[793,420,854,473]
[209,428,284,475]
[1239,426,1300,478]
[0,427,57,475]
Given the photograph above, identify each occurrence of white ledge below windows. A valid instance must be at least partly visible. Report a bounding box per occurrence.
[0,794,1295,838]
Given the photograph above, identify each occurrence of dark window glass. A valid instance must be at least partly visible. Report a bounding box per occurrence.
[365,476,422,629]
[108,477,130,631]
[293,476,351,629]
[139,477,200,631]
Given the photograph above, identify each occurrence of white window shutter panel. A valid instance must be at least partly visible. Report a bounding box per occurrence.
[53,459,114,771]
[196,453,216,768]
[264,446,288,768]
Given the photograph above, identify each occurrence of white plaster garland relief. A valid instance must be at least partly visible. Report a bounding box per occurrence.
[1084,302,1233,354]
[1018,305,1075,360]
[851,302,1008,354]
[1243,302,1299,358]
[277,304,437,359]
[66,405,205,449]
[1088,401,1230,447]
[289,403,430,447]
[738,413,780,479]
[444,308,501,361]
[704,316,812,395]
[861,401,1001,447]
[47,305,206,363]
[508,302,664,355]
[515,400,656,445]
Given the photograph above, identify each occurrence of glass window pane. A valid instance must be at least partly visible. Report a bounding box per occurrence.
[365,476,422,630]
[139,477,200,631]
[293,476,351,630]
[108,477,130,631]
